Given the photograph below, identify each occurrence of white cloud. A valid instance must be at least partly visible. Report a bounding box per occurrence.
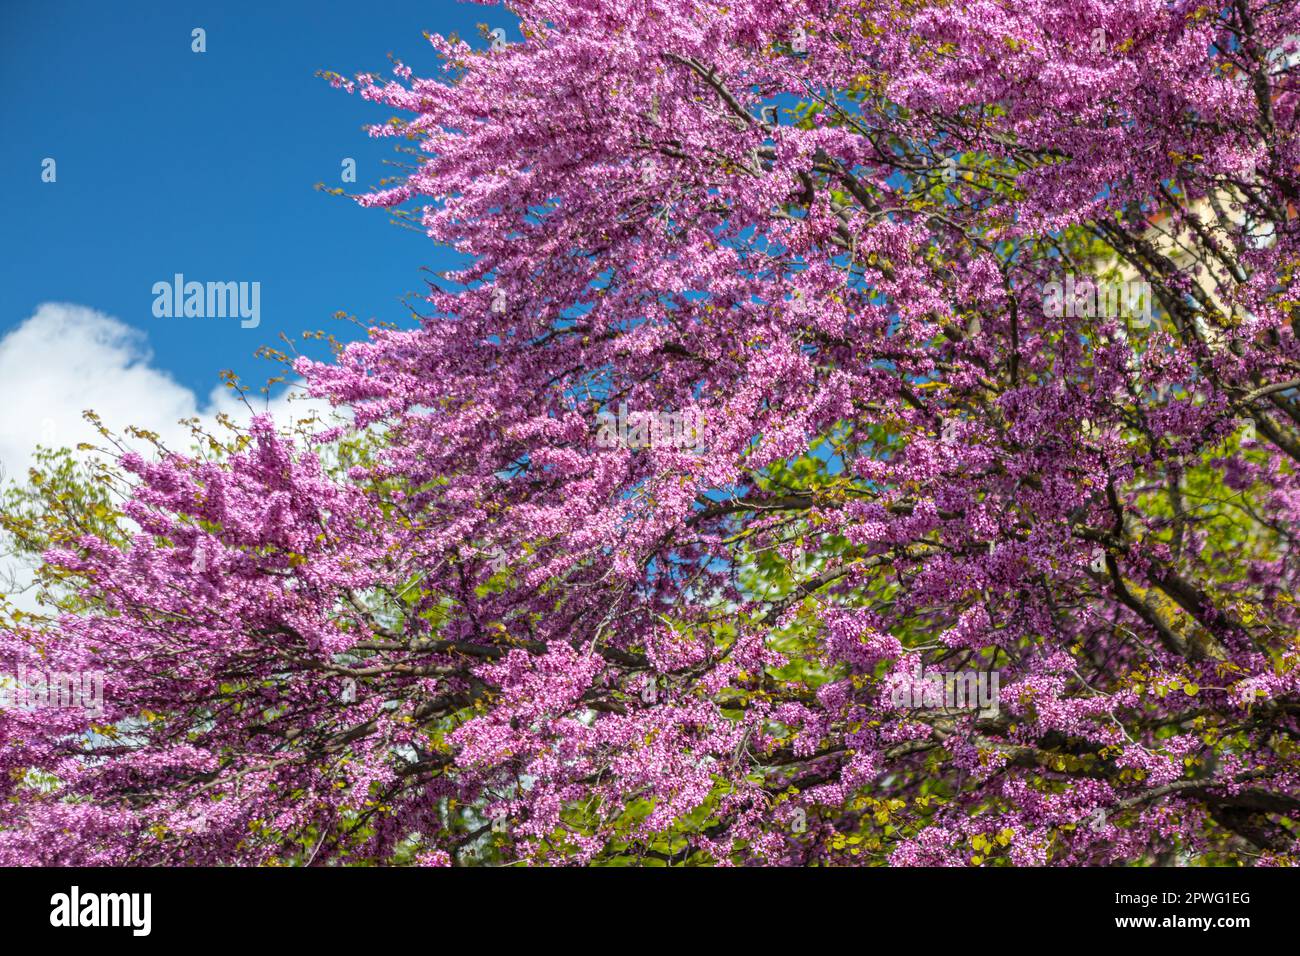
[0,302,327,479]
[0,302,336,612]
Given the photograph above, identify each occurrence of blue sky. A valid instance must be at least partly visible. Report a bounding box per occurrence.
[0,0,509,401]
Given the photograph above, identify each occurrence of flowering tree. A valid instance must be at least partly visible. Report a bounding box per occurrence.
[3,0,1300,865]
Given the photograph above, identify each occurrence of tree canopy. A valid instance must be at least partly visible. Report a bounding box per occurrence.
[3,0,1300,866]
